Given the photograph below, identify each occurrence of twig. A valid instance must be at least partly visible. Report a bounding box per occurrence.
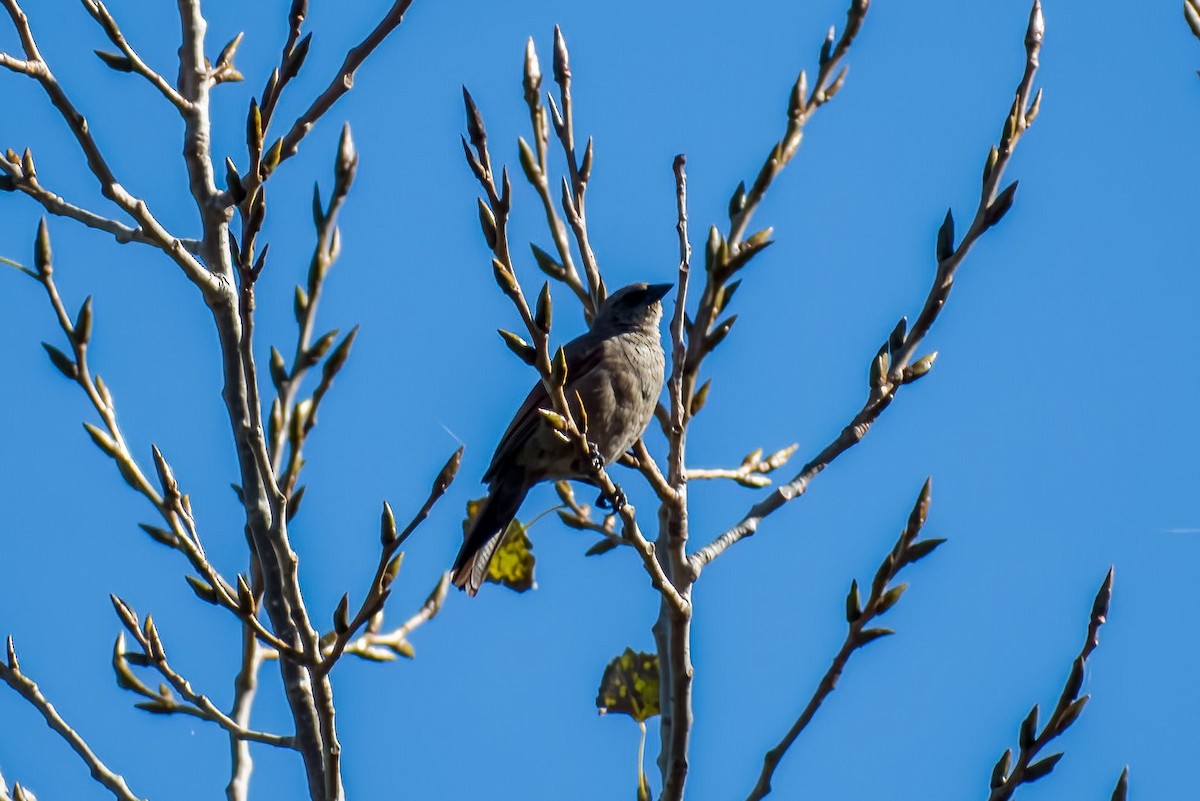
[80,0,189,111]
[516,38,591,313]
[0,0,211,287]
[226,569,266,801]
[686,444,798,488]
[690,0,1045,577]
[0,164,198,250]
[0,638,146,801]
[984,568,1114,801]
[275,0,415,170]
[269,127,359,490]
[24,227,300,660]
[746,480,944,800]
[108,599,294,749]
[318,449,462,674]
[341,573,452,661]
[546,27,603,306]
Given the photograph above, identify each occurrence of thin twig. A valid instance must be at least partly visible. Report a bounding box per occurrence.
[0,638,146,801]
[318,449,462,674]
[747,480,943,800]
[516,38,591,313]
[686,444,797,488]
[984,568,1113,801]
[691,0,1045,577]
[275,0,414,170]
[341,573,452,661]
[0,0,211,287]
[109,600,295,749]
[80,0,189,111]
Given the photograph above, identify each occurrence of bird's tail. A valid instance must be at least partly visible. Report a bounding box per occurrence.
[451,477,528,596]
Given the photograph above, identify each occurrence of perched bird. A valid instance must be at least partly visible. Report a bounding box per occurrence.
[452,282,672,595]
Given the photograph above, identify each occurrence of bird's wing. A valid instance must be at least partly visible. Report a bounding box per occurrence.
[482,332,606,483]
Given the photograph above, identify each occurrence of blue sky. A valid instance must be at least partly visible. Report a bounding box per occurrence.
[0,0,1197,799]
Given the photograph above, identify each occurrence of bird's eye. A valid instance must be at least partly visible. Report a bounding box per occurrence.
[623,289,648,306]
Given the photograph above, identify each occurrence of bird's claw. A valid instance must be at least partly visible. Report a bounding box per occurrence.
[586,441,605,473]
[595,484,627,512]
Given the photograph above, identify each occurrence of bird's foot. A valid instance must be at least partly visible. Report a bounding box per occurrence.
[586,441,605,473]
[595,483,627,512]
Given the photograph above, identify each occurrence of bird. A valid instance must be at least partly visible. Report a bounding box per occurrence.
[451,281,672,595]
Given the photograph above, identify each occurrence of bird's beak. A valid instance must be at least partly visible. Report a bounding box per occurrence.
[646,283,673,302]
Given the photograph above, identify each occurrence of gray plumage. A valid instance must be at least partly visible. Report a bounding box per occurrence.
[451,282,672,595]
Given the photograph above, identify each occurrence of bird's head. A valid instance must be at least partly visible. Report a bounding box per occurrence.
[593,282,673,333]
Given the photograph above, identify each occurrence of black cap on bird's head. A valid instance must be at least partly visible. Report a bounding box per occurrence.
[594,282,674,332]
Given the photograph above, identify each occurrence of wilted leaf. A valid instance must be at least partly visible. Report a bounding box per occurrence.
[596,647,660,722]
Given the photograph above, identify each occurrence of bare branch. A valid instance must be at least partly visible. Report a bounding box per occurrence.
[341,573,451,661]
[270,126,359,488]
[109,600,295,749]
[516,38,591,313]
[80,0,189,111]
[985,566,1112,800]
[686,444,798,488]
[0,162,200,250]
[547,28,603,308]
[318,449,463,674]
[275,0,415,171]
[657,153,698,801]
[690,0,1044,576]
[227,582,267,801]
[0,0,211,287]
[0,638,145,801]
[747,480,944,800]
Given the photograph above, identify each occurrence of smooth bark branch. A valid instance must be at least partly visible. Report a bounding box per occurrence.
[319,449,462,675]
[984,567,1112,800]
[0,640,145,801]
[0,173,189,249]
[657,154,696,801]
[227,603,265,801]
[747,480,942,800]
[82,0,189,111]
[691,0,1044,577]
[278,0,415,166]
[0,0,211,287]
[209,297,333,800]
[517,39,591,313]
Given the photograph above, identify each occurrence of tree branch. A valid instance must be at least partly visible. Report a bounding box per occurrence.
[0,638,145,801]
[0,0,212,287]
[109,598,295,750]
[747,480,944,800]
[318,449,462,675]
[984,568,1113,801]
[690,0,1044,577]
[81,0,189,111]
[275,0,415,171]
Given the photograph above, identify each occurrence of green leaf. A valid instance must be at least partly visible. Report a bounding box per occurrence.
[596,647,660,722]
